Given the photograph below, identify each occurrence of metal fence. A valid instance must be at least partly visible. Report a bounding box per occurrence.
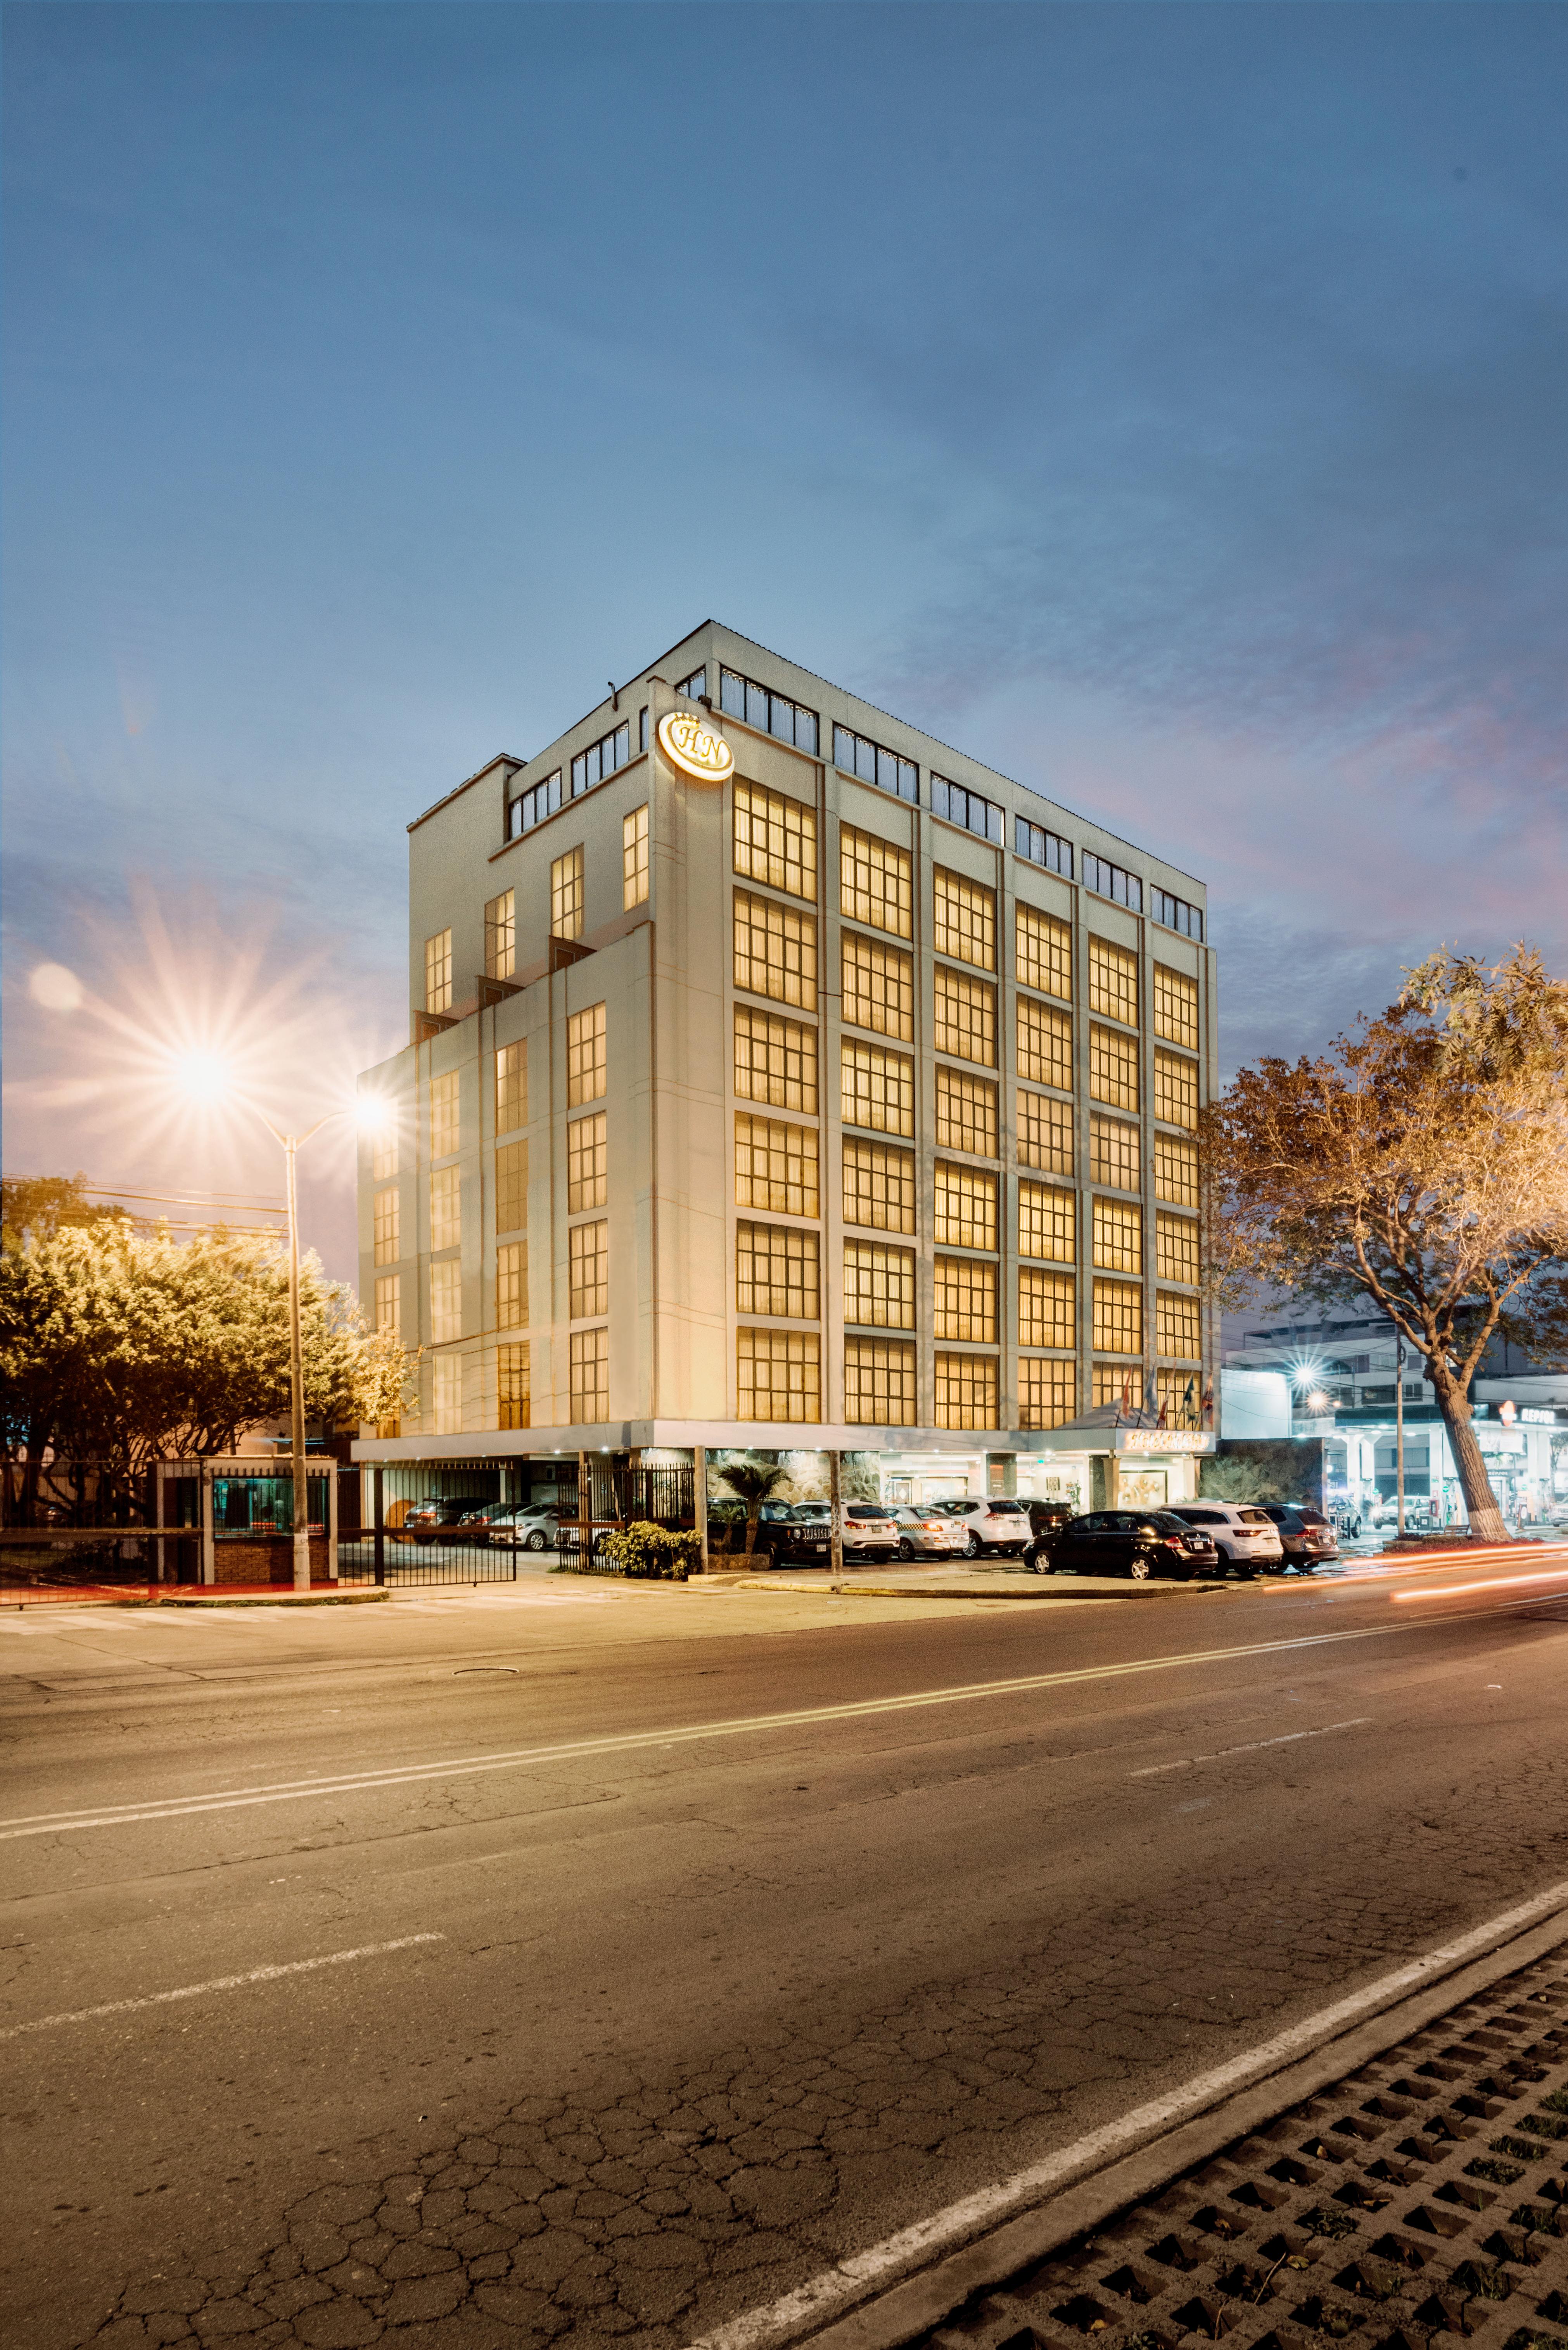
[335,1463,699,1588]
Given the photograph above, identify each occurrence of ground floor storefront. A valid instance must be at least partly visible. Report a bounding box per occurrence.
[1304,1401,1568,1530]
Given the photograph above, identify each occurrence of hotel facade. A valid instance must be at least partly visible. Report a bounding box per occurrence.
[352,621,1218,1516]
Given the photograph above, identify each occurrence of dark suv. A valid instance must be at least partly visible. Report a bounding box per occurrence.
[1257,1504,1339,1571]
[1049,1510,1219,1580]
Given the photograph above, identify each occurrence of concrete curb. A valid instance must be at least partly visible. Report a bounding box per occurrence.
[776,1907,1568,2350]
[702,1576,1227,1602]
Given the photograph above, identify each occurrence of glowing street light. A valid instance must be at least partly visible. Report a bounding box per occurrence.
[174,1056,389,1591]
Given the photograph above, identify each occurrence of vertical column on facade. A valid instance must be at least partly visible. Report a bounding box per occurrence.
[912,799,937,1433]
[1202,936,1221,1421]
[1073,899,1094,1426]
[820,762,843,1433]
[996,829,1017,1437]
[1140,919,1156,1426]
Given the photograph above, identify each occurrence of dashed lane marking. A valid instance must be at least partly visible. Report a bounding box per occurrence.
[0,1935,444,2041]
[1128,1715,1373,1775]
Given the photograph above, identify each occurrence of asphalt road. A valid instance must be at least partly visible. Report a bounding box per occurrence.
[5,1551,1568,2350]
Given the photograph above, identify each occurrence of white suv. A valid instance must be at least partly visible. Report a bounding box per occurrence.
[786,1502,901,1561]
[1166,1504,1284,1574]
[938,1499,1034,1558]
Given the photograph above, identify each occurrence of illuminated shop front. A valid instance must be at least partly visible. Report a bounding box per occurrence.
[1315,1401,1567,1526]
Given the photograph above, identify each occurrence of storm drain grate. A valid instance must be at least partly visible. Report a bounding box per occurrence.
[920,1953,1568,2350]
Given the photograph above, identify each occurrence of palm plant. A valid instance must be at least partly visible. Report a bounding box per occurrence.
[716,1458,791,1556]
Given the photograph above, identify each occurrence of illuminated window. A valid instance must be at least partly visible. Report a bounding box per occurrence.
[1156,1213,1199,1286]
[430,1258,462,1346]
[934,1161,996,1251]
[1082,853,1143,912]
[676,666,706,701]
[1151,888,1203,941]
[720,666,819,755]
[1015,817,1073,878]
[735,1007,818,1115]
[934,1255,996,1344]
[735,1114,819,1219]
[1019,1267,1075,1351]
[840,824,912,938]
[734,888,818,1012]
[570,721,630,798]
[1093,1279,1143,1355]
[931,775,1003,843]
[1093,1361,1140,1409]
[1020,1182,1075,1263]
[424,929,452,1015]
[374,1273,400,1338]
[842,1040,915,1137]
[429,1165,460,1253]
[1016,902,1072,1000]
[735,1221,819,1319]
[1090,1115,1141,1193]
[1088,936,1139,1028]
[832,725,917,803]
[935,1066,997,1158]
[497,1341,530,1431]
[1153,963,1199,1050]
[842,931,914,1040]
[1154,1049,1199,1130]
[1090,1022,1139,1111]
[433,1352,462,1435]
[1018,998,1073,1092]
[843,1138,916,1235]
[496,1139,529,1231]
[372,1118,399,1182]
[1157,1366,1204,1426]
[1093,1196,1142,1274]
[623,806,650,910]
[429,1070,459,1161]
[566,1117,606,1214]
[845,1338,916,1426]
[934,965,996,1067]
[373,1187,399,1267]
[935,1351,998,1431]
[734,780,817,903]
[496,1041,526,1135]
[569,1327,609,1422]
[934,868,996,971]
[737,1328,820,1422]
[567,1003,607,1107]
[1157,1290,1202,1360]
[550,846,585,941]
[843,1239,916,1330]
[1017,1089,1073,1175]
[507,768,561,840]
[484,889,515,982]
[569,1220,609,1320]
[1154,1132,1200,1207]
[1018,1356,1076,1431]
[496,1240,527,1331]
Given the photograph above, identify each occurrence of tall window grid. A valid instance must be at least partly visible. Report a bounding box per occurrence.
[429,1070,459,1160]
[497,1342,530,1431]
[569,1220,609,1320]
[567,1116,606,1213]
[931,776,1004,843]
[845,1339,916,1426]
[934,1255,997,1343]
[623,806,650,910]
[1088,936,1140,1028]
[935,1067,997,1158]
[1093,1196,1143,1274]
[432,1353,462,1436]
[1090,1023,1139,1111]
[1018,1357,1076,1431]
[842,1040,915,1137]
[833,725,917,803]
[1156,1213,1200,1286]
[507,769,561,840]
[935,1352,998,1431]
[372,1118,399,1182]
[1019,1267,1075,1351]
[1020,1182,1075,1263]
[843,1139,916,1235]
[374,1273,400,1338]
[496,1140,528,1232]
[934,1162,997,1251]
[1157,1367,1204,1426]
[934,869,996,971]
[735,1222,820,1319]
[429,1166,460,1253]
[840,825,912,938]
[429,1258,462,1346]
[1018,998,1073,1092]
[550,846,585,941]
[720,667,819,755]
[1093,1279,1143,1356]
[1093,1362,1142,1409]
[737,1329,820,1422]
[934,965,997,1068]
[496,1241,527,1331]
[735,1116,819,1220]
[735,1008,818,1114]
[373,1188,400,1267]
[842,933,914,1040]
[569,1328,609,1422]
[1157,1290,1203,1360]
[1153,963,1200,1050]
[567,1004,607,1106]
[1017,1090,1073,1175]
[1090,1115,1141,1193]
[1016,902,1072,1000]
[734,889,818,1012]
[424,930,452,1015]
[570,722,630,798]
[484,889,515,981]
[1153,1050,1199,1130]
[496,1041,526,1134]
[734,780,818,901]
[1155,1133,1200,1206]
[843,1240,916,1329]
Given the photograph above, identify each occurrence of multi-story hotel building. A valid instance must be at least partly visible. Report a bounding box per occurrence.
[353,621,1218,1516]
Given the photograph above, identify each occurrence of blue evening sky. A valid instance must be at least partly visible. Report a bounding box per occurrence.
[4,3,1565,1275]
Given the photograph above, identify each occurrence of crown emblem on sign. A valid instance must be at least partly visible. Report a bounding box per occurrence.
[658,709,735,784]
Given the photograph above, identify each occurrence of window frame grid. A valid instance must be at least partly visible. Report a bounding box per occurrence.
[735,1114,820,1221]
[1017,1088,1074,1175]
[1018,1355,1077,1432]
[735,1220,821,1321]
[566,1114,607,1214]
[734,887,818,1013]
[495,1041,526,1136]
[568,1219,609,1322]
[1017,996,1074,1093]
[933,963,997,1069]
[1089,1114,1142,1194]
[733,779,818,904]
[550,845,585,941]
[424,929,452,1016]
[842,1239,917,1331]
[736,1328,821,1423]
[842,1137,917,1236]
[934,1350,999,1432]
[1092,1194,1143,1275]
[934,1065,998,1159]
[484,889,515,982]
[844,1337,917,1427]
[1019,1180,1076,1264]
[1089,1021,1140,1111]
[567,1003,607,1108]
[496,1340,531,1431]
[622,805,650,910]
[569,1327,610,1422]
[495,1139,529,1233]
[841,929,915,1041]
[933,1159,998,1252]
[933,1253,998,1344]
[1153,1048,1200,1131]
[839,824,913,940]
[933,867,997,971]
[734,1007,818,1116]
[841,1039,915,1138]
[719,667,820,756]
[1018,1266,1076,1352]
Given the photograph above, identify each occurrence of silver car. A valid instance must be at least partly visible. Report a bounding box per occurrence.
[937,1498,1034,1557]
[887,1504,968,1559]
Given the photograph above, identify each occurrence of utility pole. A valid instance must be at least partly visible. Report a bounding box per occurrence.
[1395,1339,1406,1538]
[285,1133,311,1592]
[828,1447,844,1576]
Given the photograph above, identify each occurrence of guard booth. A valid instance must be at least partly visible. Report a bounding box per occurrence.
[156,1457,339,1585]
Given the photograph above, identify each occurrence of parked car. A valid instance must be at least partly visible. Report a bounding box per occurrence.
[1165,1504,1284,1573]
[401,1495,494,1544]
[787,1501,902,1561]
[458,1502,559,1549]
[1048,1509,1219,1580]
[1021,1500,1075,1565]
[886,1504,969,1560]
[934,1498,1033,1558]
[1256,1503,1339,1570]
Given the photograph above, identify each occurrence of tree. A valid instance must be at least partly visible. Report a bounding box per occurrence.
[715,1457,792,1557]
[2,1172,130,1248]
[0,1218,410,1524]
[1204,945,1568,1543]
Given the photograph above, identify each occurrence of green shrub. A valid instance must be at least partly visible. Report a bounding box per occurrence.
[597,1523,701,1581]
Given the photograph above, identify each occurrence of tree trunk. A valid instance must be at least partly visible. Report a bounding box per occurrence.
[743,1509,757,1556]
[1430,1369,1507,1541]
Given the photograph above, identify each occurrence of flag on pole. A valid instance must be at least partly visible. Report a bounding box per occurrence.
[1143,1367,1160,1420]
[1182,1375,1197,1428]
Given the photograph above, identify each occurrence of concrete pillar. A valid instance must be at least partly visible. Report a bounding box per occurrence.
[199,1462,215,1585]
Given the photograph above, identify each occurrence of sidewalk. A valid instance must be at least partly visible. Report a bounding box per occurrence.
[699,1563,1226,1600]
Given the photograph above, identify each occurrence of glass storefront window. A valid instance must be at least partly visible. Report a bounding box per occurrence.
[212,1475,329,1536]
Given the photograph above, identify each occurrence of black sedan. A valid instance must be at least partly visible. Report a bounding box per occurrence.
[1043,1509,1220,1580]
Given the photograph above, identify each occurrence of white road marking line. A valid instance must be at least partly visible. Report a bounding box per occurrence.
[686,1881,1568,2350]
[1130,1717,1373,1777]
[0,1934,444,2042]
[0,1602,1513,1841]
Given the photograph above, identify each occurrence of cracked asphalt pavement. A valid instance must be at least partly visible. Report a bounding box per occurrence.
[5,1556,1568,2350]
